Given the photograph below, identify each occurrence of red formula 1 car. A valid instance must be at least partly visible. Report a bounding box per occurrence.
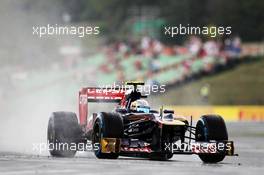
[47,82,236,162]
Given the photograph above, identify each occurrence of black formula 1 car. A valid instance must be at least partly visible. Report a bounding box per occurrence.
[47,82,236,162]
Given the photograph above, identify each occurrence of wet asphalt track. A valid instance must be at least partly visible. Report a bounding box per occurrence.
[0,122,263,175]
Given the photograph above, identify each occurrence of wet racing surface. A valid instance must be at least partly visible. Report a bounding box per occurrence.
[0,123,263,175]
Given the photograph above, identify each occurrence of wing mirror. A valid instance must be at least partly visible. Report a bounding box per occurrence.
[163,109,174,114]
[150,109,159,113]
[116,108,128,113]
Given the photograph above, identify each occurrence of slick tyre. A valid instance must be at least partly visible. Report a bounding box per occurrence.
[92,112,123,159]
[195,115,228,163]
[47,111,82,157]
[150,153,173,161]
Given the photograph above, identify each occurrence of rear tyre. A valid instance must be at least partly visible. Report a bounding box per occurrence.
[92,112,123,159]
[195,115,228,163]
[47,111,82,157]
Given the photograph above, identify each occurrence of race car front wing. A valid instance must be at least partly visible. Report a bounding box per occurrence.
[99,137,236,156]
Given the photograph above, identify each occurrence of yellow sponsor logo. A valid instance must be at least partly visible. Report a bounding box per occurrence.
[101,138,121,153]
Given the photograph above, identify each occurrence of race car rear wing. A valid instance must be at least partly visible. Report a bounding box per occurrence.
[78,87,127,125]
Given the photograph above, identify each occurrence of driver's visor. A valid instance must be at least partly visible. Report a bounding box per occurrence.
[136,106,150,113]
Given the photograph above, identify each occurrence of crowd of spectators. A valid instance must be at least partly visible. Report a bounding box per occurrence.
[98,35,242,85]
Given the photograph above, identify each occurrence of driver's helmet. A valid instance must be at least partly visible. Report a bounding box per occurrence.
[130,99,150,113]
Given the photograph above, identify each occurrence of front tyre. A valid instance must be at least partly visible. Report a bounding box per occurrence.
[150,153,173,161]
[195,115,228,163]
[92,112,123,159]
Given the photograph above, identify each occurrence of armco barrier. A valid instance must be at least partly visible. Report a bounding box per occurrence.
[165,106,264,122]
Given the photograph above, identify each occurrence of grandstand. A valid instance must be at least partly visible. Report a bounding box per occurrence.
[1,35,263,106]
[87,36,244,86]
